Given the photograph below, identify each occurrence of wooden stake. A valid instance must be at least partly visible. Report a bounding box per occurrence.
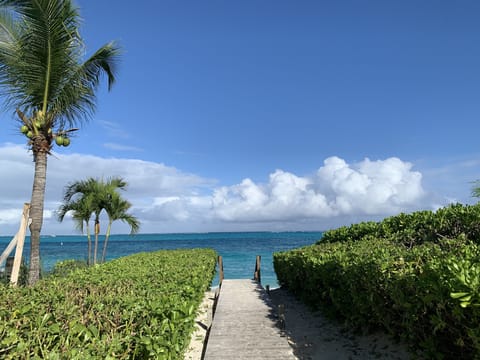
[218,255,224,287]
[254,255,261,283]
[10,203,30,286]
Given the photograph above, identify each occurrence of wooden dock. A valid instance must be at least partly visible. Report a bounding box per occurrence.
[203,279,296,359]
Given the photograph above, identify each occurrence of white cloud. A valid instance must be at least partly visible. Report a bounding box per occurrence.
[0,143,214,234]
[0,143,443,235]
[316,156,424,215]
[103,143,143,152]
[209,157,425,223]
[99,120,130,139]
[0,208,24,225]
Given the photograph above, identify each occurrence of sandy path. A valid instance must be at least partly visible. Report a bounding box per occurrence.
[269,288,411,360]
[184,290,215,360]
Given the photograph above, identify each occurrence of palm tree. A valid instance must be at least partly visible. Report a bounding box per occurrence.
[0,0,120,284]
[57,197,93,264]
[57,182,96,265]
[93,177,127,264]
[58,177,106,265]
[57,177,138,264]
[102,191,140,263]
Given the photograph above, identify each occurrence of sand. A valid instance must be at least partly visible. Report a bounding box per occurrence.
[185,287,412,360]
[268,288,411,360]
[184,290,215,360]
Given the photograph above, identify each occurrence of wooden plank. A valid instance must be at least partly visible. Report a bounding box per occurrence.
[10,203,30,286]
[204,279,295,359]
[0,235,18,266]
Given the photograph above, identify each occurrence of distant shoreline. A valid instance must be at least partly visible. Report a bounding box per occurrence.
[0,230,325,238]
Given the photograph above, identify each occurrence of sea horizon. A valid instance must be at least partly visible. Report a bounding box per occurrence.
[1,231,323,288]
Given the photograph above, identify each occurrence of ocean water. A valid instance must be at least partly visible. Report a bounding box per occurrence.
[0,232,322,288]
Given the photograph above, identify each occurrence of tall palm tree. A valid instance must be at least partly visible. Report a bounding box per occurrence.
[0,0,120,284]
[102,191,139,263]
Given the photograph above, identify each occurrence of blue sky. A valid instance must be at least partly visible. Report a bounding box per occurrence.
[1,0,480,234]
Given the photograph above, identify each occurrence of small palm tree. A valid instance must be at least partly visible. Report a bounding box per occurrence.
[93,177,127,264]
[0,0,120,284]
[102,191,140,263]
[57,177,139,264]
[57,196,94,264]
[57,178,99,265]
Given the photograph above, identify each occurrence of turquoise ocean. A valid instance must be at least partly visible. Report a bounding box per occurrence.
[0,232,322,288]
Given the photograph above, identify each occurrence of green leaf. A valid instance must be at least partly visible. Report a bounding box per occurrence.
[450,292,471,299]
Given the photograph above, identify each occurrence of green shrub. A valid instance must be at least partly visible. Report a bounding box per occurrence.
[320,221,380,244]
[319,203,480,247]
[49,259,88,278]
[0,248,217,359]
[274,238,480,358]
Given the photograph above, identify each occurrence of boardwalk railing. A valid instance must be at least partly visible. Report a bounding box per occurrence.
[217,255,262,286]
[253,255,261,283]
[217,256,224,287]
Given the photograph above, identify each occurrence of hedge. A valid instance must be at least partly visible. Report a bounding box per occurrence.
[275,202,480,358]
[274,238,480,358]
[320,203,480,247]
[0,248,217,359]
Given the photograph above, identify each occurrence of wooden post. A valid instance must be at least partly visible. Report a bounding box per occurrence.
[253,255,261,283]
[218,255,224,287]
[10,203,30,286]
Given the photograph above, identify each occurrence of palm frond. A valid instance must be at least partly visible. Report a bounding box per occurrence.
[121,213,140,235]
[0,0,120,129]
[472,180,480,198]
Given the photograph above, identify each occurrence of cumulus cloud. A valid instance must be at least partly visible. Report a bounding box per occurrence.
[209,156,425,223]
[0,142,437,235]
[315,156,424,215]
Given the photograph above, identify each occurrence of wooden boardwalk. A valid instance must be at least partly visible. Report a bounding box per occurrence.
[203,279,296,359]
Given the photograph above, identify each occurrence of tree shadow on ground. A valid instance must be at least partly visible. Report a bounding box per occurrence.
[264,286,411,360]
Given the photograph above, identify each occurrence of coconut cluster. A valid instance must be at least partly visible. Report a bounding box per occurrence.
[19,112,72,147]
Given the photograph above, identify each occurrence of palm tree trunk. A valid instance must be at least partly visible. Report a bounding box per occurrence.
[28,150,48,285]
[94,219,100,265]
[102,220,113,263]
[86,222,92,265]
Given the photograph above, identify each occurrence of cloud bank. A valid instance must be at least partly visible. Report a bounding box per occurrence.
[210,156,424,222]
[0,143,437,235]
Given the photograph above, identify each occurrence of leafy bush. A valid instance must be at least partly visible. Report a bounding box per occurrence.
[48,259,88,278]
[0,249,217,359]
[320,203,480,247]
[0,260,29,286]
[274,238,480,358]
